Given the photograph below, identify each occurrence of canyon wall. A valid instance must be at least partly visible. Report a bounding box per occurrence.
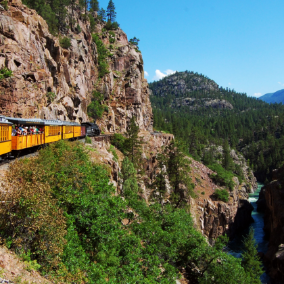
[258,167,284,283]
[0,0,152,132]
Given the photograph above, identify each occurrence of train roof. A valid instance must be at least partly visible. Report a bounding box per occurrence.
[0,116,12,125]
[4,117,80,126]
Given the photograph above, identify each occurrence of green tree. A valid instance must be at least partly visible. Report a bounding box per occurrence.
[106,0,116,23]
[87,91,105,120]
[123,117,143,169]
[121,157,139,198]
[98,7,106,21]
[165,140,195,208]
[90,0,99,11]
[223,139,234,171]
[241,228,263,283]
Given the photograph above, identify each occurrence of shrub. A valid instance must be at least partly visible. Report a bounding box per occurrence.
[85,135,92,144]
[0,67,13,80]
[209,163,235,191]
[109,145,118,161]
[111,133,126,153]
[214,188,229,202]
[92,34,110,78]
[1,0,8,10]
[87,91,106,119]
[76,24,81,33]
[109,37,115,43]
[46,91,56,104]
[60,37,71,49]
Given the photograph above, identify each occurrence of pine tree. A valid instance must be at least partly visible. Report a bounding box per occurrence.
[121,157,139,198]
[106,0,116,23]
[165,140,195,208]
[98,8,106,21]
[241,228,263,283]
[222,139,234,171]
[90,0,99,11]
[124,117,143,170]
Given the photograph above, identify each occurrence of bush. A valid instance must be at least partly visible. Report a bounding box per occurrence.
[92,34,110,78]
[214,188,229,202]
[60,37,71,49]
[87,91,106,120]
[1,0,8,10]
[209,163,235,191]
[85,135,92,144]
[76,24,81,33]
[111,133,126,153]
[46,91,56,104]
[109,145,118,161]
[0,67,13,80]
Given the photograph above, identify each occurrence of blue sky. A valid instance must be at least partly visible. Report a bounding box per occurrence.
[99,0,284,97]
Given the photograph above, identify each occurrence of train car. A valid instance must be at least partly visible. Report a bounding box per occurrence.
[0,116,12,158]
[81,122,100,137]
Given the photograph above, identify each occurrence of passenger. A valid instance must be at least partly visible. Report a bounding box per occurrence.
[16,127,21,136]
[39,127,44,134]
[12,127,17,136]
[35,127,39,134]
[24,127,28,135]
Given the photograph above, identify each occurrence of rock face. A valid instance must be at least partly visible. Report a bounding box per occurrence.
[0,0,152,132]
[258,167,284,283]
[175,98,233,110]
[150,71,219,97]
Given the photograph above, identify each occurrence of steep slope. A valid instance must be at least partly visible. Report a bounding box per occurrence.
[0,0,152,132]
[259,89,284,104]
[149,71,284,182]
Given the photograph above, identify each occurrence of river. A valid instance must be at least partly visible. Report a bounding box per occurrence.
[227,182,271,283]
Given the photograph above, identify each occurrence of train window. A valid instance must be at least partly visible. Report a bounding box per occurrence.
[0,125,9,142]
[48,126,61,136]
[65,126,73,134]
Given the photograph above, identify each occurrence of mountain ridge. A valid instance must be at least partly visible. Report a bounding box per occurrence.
[259,89,284,104]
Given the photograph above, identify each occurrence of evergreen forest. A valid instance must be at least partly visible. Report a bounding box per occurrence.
[149,71,284,182]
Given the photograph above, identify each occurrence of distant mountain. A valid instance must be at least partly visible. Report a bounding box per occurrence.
[259,89,284,104]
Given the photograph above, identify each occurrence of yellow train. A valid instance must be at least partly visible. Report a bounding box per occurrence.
[0,116,88,159]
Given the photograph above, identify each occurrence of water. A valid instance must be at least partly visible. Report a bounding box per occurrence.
[227,183,271,283]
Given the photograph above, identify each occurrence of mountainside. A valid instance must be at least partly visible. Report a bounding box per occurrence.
[0,0,152,133]
[259,89,284,104]
[149,71,284,182]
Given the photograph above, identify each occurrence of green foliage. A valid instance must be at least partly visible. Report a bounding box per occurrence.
[241,228,263,283]
[106,0,116,23]
[109,30,115,43]
[214,188,229,202]
[98,8,106,21]
[76,24,81,33]
[85,135,92,144]
[1,0,8,10]
[109,145,118,161]
[164,140,195,207]
[123,117,143,169]
[0,67,13,80]
[209,163,235,191]
[92,33,110,77]
[110,133,126,152]
[0,140,258,283]
[46,91,56,104]
[88,14,96,32]
[59,37,71,49]
[87,91,106,120]
[90,0,99,11]
[20,251,41,272]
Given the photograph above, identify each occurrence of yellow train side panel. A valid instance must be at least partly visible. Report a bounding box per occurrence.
[45,135,61,144]
[73,126,81,138]
[63,133,74,139]
[12,134,45,150]
[0,141,12,155]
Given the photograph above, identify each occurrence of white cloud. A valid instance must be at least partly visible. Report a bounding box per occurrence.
[153,69,176,81]
[278,82,284,86]
[144,71,149,77]
[228,82,231,86]
[253,93,262,97]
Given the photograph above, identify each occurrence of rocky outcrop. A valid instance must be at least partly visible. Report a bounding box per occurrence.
[0,0,152,132]
[187,160,253,240]
[150,71,219,97]
[175,98,233,110]
[258,167,284,283]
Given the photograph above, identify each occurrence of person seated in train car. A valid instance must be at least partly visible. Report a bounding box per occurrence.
[39,127,44,134]
[12,127,17,136]
[16,127,22,136]
[27,126,32,135]
[23,127,28,135]
[35,127,39,134]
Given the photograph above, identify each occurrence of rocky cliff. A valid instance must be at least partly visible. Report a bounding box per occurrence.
[257,167,284,283]
[0,0,152,132]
